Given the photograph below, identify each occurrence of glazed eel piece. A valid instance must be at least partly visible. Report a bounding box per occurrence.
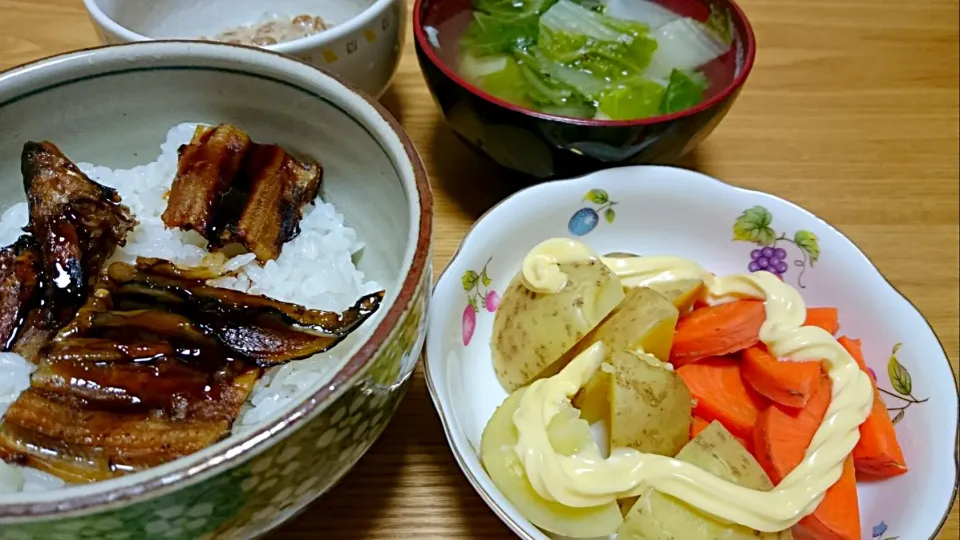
[161,124,251,235]
[0,236,43,351]
[0,274,260,482]
[0,369,260,483]
[0,258,383,482]
[0,142,136,362]
[161,124,323,262]
[108,258,384,365]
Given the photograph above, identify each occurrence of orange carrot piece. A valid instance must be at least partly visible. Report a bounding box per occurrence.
[677,358,767,440]
[734,433,753,453]
[837,336,869,374]
[691,416,753,452]
[753,375,833,484]
[669,300,766,367]
[741,345,822,408]
[855,394,908,479]
[792,456,862,540]
[804,307,840,335]
[838,336,908,479]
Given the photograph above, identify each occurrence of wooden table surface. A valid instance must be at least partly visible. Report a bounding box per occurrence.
[1,0,957,538]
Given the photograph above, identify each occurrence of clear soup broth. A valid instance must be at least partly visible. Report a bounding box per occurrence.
[424,0,742,121]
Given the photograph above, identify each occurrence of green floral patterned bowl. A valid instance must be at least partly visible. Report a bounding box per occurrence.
[0,41,431,539]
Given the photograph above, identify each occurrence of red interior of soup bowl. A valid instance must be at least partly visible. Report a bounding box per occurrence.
[414,0,757,126]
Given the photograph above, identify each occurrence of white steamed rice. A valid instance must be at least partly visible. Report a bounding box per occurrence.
[0,123,380,492]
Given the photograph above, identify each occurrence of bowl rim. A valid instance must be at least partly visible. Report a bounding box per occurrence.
[412,0,757,127]
[0,39,433,518]
[81,0,399,53]
[421,165,959,540]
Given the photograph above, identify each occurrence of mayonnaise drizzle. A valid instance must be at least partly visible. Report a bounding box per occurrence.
[520,238,598,293]
[510,238,875,532]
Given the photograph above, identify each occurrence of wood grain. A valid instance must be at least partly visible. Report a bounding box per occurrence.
[1,0,957,538]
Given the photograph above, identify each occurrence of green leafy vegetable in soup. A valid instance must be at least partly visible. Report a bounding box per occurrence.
[659,69,709,115]
[457,0,731,120]
[460,12,540,56]
[597,80,664,120]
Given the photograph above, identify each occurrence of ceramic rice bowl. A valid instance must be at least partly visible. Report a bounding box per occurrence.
[424,165,957,540]
[0,41,431,539]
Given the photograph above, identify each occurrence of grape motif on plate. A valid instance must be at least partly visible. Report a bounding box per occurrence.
[732,206,821,287]
[748,246,789,277]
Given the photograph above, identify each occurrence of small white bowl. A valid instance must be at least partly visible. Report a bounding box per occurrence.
[424,166,958,540]
[82,0,405,97]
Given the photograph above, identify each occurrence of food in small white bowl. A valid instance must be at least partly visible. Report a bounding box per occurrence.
[82,0,406,97]
[424,166,958,540]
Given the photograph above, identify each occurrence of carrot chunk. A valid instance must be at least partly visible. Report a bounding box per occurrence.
[669,300,766,367]
[804,307,840,335]
[792,456,862,540]
[837,336,908,479]
[677,357,767,440]
[753,375,832,484]
[837,336,869,373]
[741,345,822,408]
[691,415,753,452]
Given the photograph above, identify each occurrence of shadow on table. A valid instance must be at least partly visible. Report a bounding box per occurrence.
[675,148,704,173]
[428,121,710,222]
[428,123,534,222]
[379,86,404,126]
[273,369,512,538]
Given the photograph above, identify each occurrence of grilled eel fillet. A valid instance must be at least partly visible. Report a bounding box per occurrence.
[161,124,322,262]
[0,142,135,362]
[0,258,383,482]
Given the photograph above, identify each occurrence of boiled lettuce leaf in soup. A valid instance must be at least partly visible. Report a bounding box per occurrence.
[517,49,609,101]
[644,17,729,81]
[518,62,578,108]
[597,79,665,120]
[520,68,576,106]
[517,50,607,118]
[603,0,681,28]
[458,0,717,120]
[460,54,534,105]
[460,12,540,57]
[571,0,607,13]
[460,50,587,114]
[659,69,709,114]
[459,0,557,57]
[704,2,735,46]
[538,0,658,78]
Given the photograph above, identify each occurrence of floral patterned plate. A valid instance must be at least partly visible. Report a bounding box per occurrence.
[423,165,958,540]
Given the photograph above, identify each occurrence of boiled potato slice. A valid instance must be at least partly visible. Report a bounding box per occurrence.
[481,388,623,537]
[573,350,692,455]
[618,421,792,540]
[492,259,625,391]
[646,279,704,314]
[565,286,680,363]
